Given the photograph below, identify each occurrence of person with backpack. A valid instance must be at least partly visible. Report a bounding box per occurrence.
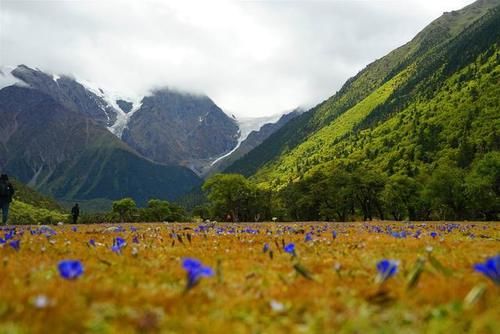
[71,203,80,224]
[0,174,15,225]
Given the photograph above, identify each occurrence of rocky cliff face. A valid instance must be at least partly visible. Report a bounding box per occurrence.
[122,88,239,166]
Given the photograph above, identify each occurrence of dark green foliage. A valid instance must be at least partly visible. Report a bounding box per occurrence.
[465,152,500,220]
[381,174,420,221]
[202,174,271,222]
[79,198,190,223]
[270,161,500,221]
[425,162,468,220]
[112,198,137,222]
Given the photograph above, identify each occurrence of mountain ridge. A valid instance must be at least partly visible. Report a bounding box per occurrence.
[225,0,500,188]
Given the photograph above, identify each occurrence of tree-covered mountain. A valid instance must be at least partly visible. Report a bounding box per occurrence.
[227,0,499,185]
[0,86,201,207]
[221,0,500,220]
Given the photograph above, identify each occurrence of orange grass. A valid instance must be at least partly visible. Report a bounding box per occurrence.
[0,222,498,333]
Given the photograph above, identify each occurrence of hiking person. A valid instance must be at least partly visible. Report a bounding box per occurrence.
[0,174,15,225]
[71,203,80,224]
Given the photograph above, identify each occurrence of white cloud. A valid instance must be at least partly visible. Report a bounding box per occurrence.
[0,0,475,117]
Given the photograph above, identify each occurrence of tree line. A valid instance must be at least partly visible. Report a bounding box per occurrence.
[79,198,190,224]
[199,152,499,222]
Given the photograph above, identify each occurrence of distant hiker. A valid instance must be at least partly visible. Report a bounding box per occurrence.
[71,203,80,224]
[0,174,15,225]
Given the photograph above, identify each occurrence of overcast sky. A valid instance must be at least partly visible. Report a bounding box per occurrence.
[0,0,474,117]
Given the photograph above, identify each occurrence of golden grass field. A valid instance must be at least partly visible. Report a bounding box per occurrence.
[0,222,498,333]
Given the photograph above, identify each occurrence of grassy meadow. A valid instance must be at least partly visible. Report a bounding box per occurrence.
[0,221,498,333]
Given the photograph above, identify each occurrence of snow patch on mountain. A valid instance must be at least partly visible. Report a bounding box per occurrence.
[77,78,143,138]
[210,113,283,166]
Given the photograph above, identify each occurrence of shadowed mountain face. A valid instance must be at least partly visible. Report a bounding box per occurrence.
[0,86,201,205]
[225,0,500,187]
[122,88,239,166]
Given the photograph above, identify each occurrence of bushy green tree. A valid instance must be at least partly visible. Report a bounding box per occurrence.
[352,167,386,221]
[381,174,420,220]
[314,168,355,222]
[145,199,172,222]
[112,198,137,222]
[203,174,263,222]
[426,163,467,220]
[466,152,500,220]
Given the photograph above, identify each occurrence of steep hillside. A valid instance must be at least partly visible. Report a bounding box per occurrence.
[0,86,201,206]
[226,0,500,190]
[226,0,499,181]
[10,178,63,212]
[5,178,68,224]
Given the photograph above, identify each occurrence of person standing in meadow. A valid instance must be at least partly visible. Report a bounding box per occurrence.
[71,203,80,224]
[0,174,15,225]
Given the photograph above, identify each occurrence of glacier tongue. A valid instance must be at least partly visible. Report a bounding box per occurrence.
[210,113,283,166]
[77,78,143,138]
[107,97,142,138]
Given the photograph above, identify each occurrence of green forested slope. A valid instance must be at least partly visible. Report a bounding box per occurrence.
[218,1,500,221]
[252,6,500,189]
[226,0,499,182]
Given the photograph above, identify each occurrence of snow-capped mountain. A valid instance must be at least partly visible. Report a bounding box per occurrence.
[2,65,300,181]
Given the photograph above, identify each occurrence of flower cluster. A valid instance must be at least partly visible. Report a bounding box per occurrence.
[58,260,84,280]
[474,255,500,285]
[376,259,399,283]
[182,258,214,291]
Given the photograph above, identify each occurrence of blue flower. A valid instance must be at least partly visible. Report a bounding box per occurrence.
[474,255,500,285]
[376,259,399,283]
[284,243,296,255]
[71,227,77,232]
[263,243,270,253]
[111,237,126,253]
[58,260,84,280]
[182,258,214,290]
[132,235,140,244]
[305,233,313,242]
[332,231,337,239]
[9,239,20,251]
[430,232,438,238]
[88,239,96,247]
[4,229,14,241]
